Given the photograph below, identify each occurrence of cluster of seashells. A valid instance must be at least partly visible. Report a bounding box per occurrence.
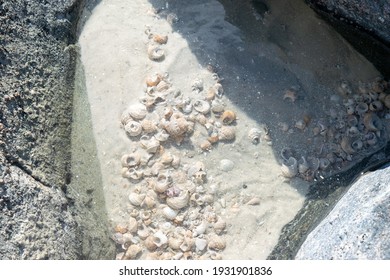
[279,77,390,181]
[115,71,241,259]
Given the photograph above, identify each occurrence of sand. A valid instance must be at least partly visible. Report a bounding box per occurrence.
[77,0,381,259]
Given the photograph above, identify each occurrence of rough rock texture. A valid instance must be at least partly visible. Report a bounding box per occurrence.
[306,0,390,79]
[0,0,115,259]
[295,164,390,259]
[306,0,390,45]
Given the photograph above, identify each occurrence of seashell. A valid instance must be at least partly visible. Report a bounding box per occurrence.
[363,112,382,131]
[147,44,165,61]
[127,103,148,120]
[153,231,168,247]
[193,171,207,184]
[368,91,379,101]
[150,162,165,176]
[218,126,236,141]
[369,100,383,112]
[114,223,128,234]
[123,244,142,260]
[213,83,224,98]
[156,80,170,92]
[338,80,352,96]
[158,152,171,166]
[298,156,309,174]
[307,156,320,171]
[210,99,225,114]
[144,235,158,251]
[355,102,369,115]
[319,158,331,170]
[283,89,297,102]
[206,87,216,101]
[220,110,236,125]
[346,104,355,115]
[122,167,144,180]
[200,139,212,151]
[139,96,157,109]
[347,126,360,137]
[154,173,172,193]
[154,129,170,142]
[351,139,363,150]
[167,190,190,210]
[219,159,234,172]
[137,224,150,240]
[340,136,356,154]
[141,195,156,209]
[248,128,261,144]
[365,132,378,146]
[208,234,226,251]
[208,133,219,144]
[187,161,206,178]
[194,221,208,236]
[152,34,168,44]
[281,157,298,178]
[129,192,146,206]
[209,251,223,260]
[190,193,204,206]
[140,135,161,153]
[121,153,141,167]
[179,237,195,252]
[196,114,208,125]
[192,78,204,92]
[246,197,261,206]
[294,119,306,130]
[203,194,214,204]
[195,238,208,252]
[145,73,161,87]
[347,115,359,127]
[384,95,390,109]
[124,121,143,137]
[128,217,138,233]
[168,234,184,250]
[193,99,211,114]
[213,218,226,234]
[141,119,158,134]
[171,155,181,168]
[165,115,189,137]
[162,206,178,220]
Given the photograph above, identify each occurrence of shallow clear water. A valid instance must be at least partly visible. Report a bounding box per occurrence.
[75,0,386,259]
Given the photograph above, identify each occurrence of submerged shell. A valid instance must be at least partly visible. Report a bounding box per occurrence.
[192,78,204,92]
[166,190,190,210]
[145,73,161,87]
[123,244,142,260]
[221,110,236,125]
[363,112,382,131]
[211,99,225,113]
[140,136,161,154]
[121,153,141,167]
[162,206,178,220]
[298,156,309,174]
[213,83,224,98]
[218,126,236,141]
[369,100,383,111]
[193,99,211,114]
[165,115,189,137]
[281,157,298,178]
[340,136,356,155]
[208,234,226,251]
[153,231,168,247]
[125,121,143,137]
[248,128,261,144]
[122,168,144,180]
[147,44,165,61]
[355,102,369,115]
[141,119,158,134]
[213,218,226,234]
[128,192,146,206]
[283,89,297,102]
[127,103,148,120]
[152,34,168,44]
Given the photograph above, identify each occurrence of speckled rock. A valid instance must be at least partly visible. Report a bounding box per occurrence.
[295,165,390,259]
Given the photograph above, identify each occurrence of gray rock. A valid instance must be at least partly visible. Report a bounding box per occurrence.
[295,165,390,259]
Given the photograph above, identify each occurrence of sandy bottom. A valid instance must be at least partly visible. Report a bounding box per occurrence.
[77,0,382,259]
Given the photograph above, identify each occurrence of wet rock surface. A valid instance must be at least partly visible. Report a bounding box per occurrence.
[0,0,115,259]
[295,163,390,260]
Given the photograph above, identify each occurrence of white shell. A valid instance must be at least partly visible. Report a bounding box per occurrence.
[125,121,143,137]
[123,244,142,260]
[192,78,204,92]
[154,129,170,142]
[194,221,208,236]
[166,190,190,210]
[208,234,226,251]
[153,231,168,247]
[128,192,146,206]
[195,238,208,252]
[281,157,298,178]
[213,218,226,234]
[121,153,141,167]
[127,103,148,120]
[298,156,309,174]
[193,99,211,114]
[162,206,178,220]
[154,173,172,193]
[218,126,235,141]
[147,44,165,61]
[219,159,234,172]
[248,128,261,144]
[211,99,225,113]
[213,83,224,98]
